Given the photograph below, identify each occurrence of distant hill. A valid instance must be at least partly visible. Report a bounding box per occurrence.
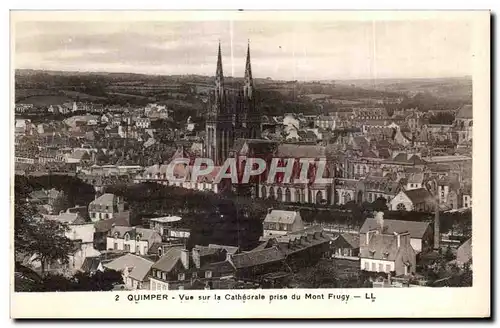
[335,76,472,102]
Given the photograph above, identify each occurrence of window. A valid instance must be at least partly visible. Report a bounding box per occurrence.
[162,272,166,280]
[192,272,198,279]
[385,264,391,273]
[92,213,96,218]
[136,245,140,253]
[125,244,130,252]
[144,246,148,254]
[378,263,383,272]
[396,203,406,211]
[178,273,185,281]
[178,286,184,290]
[205,271,212,279]
[156,270,162,278]
[371,262,376,271]
[105,214,109,219]
[114,242,118,250]
[152,281,156,290]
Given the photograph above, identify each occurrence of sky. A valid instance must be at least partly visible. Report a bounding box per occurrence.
[14,18,473,81]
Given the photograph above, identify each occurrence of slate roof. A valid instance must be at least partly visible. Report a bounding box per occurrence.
[94,216,130,233]
[207,244,239,255]
[193,245,222,257]
[80,256,102,273]
[359,233,402,261]
[109,226,160,245]
[360,218,430,239]
[264,210,300,225]
[276,144,326,158]
[408,173,424,184]
[231,247,285,269]
[43,212,87,225]
[89,193,118,212]
[200,260,236,274]
[104,253,154,282]
[152,247,183,272]
[339,233,360,249]
[404,188,432,204]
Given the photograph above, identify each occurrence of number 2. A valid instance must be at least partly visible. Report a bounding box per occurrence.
[115,295,119,301]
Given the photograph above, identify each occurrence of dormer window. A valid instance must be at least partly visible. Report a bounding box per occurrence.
[205,271,212,279]
[124,233,130,241]
[136,234,141,242]
[383,252,389,259]
[369,250,376,257]
[178,273,185,281]
[114,232,119,239]
[158,247,163,257]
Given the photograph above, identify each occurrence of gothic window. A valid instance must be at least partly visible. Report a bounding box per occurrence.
[268,186,274,199]
[316,190,323,204]
[285,188,291,202]
[397,203,407,211]
[295,189,302,203]
[277,188,283,201]
[261,186,267,199]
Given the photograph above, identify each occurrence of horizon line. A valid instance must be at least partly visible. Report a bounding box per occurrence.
[14,67,473,83]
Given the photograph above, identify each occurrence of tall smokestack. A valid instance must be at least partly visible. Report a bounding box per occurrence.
[434,180,440,251]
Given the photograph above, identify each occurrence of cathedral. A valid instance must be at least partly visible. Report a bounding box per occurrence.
[205,41,262,165]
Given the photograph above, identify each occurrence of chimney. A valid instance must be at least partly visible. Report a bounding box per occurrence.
[375,211,384,232]
[180,249,189,270]
[192,248,201,269]
[394,232,401,248]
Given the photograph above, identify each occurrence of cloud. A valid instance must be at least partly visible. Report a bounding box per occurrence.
[14,19,473,80]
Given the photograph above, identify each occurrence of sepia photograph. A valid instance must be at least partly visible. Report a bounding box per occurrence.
[10,10,490,318]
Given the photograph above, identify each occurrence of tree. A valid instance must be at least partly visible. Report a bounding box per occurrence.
[15,187,74,276]
[52,190,70,214]
[21,217,74,276]
[372,197,389,212]
[292,260,338,288]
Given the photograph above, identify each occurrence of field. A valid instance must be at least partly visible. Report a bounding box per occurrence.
[17,95,74,106]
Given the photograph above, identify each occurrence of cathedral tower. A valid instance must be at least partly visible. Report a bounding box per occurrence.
[205,41,261,165]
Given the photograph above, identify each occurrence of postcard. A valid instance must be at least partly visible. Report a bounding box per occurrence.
[10,10,490,319]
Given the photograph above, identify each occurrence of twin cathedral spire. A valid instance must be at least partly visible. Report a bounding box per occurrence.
[205,41,261,165]
[214,40,254,100]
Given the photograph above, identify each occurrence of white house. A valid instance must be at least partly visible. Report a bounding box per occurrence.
[359,213,416,276]
[360,213,433,254]
[106,226,162,256]
[406,173,424,190]
[390,188,433,212]
[43,211,100,273]
[104,253,154,290]
[88,193,127,222]
[261,210,304,239]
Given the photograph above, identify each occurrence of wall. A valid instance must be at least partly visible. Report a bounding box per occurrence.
[360,258,394,273]
[150,277,170,291]
[390,192,413,211]
[410,238,422,254]
[67,223,95,243]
